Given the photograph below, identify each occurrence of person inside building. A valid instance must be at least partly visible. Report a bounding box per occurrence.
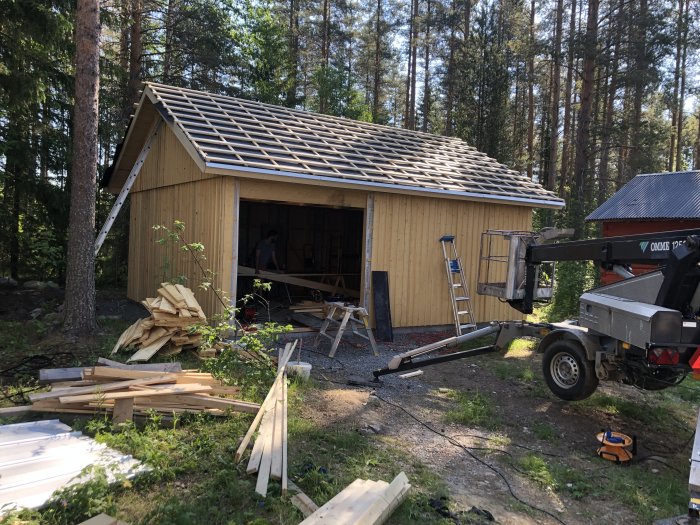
[255,230,280,273]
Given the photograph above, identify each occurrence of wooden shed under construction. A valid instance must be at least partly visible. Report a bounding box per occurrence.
[103,83,563,329]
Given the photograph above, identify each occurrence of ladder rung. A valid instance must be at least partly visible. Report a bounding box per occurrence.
[455,297,470,301]
[457,311,472,315]
[452,283,463,287]
[460,324,477,330]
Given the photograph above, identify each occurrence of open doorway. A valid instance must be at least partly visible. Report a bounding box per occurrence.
[236,199,365,330]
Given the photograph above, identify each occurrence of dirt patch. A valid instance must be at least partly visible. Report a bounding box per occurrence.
[296,333,693,525]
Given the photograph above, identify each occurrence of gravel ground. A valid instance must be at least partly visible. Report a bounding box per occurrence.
[279,329,639,525]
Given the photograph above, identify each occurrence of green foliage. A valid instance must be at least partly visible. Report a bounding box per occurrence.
[547,260,595,321]
[444,389,499,429]
[532,421,557,442]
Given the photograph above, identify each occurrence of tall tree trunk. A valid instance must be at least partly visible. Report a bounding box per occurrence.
[162,0,176,83]
[319,0,331,113]
[64,0,100,334]
[695,111,700,170]
[559,0,577,198]
[287,0,299,107]
[421,0,431,132]
[126,0,142,116]
[629,0,647,177]
[526,0,535,179]
[404,0,416,128]
[675,0,690,170]
[597,0,623,206]
[547,0,564,194]
[372,0,382,122]
[571,0,599,238]
[668,0,684,171]
[444,0,457,135]
[408,0,419,129]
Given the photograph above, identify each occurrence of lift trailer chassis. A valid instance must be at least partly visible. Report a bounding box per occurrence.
[372,322,550,379]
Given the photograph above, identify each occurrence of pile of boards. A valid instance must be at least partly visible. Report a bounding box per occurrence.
[21,365,259,423]
[235,341,297,497]
[111,283,206,362]
[300,472,411,525]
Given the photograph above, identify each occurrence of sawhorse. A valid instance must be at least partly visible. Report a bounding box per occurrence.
[314,302,379,358]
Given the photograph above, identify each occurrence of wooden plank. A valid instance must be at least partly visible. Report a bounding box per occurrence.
[234,341,297,461]
[127,334,172,362]
[398,370,423,379]
[29,374,177,401]
[300,479,375,525]
[0,405,32,416]
[161,393,260,413]
[246,405,273,474]
[281,370,288,494]
[39,367,83,383]
[161,283,188,308]
[362,193,375,311]
[288,481,318,518]
[96,357,182,372]
[255,397,278,496]
[353,472,410,525]
[58,383,211,404]
[238,266,360,298]
[87,367,175,380]
[270,375,284,480]
[156,297,178,315]
[111,319,140,355]
[325,481,388,524]
[112,398,134,424]
[139,327,169,347]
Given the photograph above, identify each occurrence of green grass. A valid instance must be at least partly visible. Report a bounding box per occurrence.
[532,421,557,441]
[1,381,453,525]
[577,392,672,427]
[444,389,499,430]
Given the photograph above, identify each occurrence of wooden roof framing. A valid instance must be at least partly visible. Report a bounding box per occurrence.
[106,83,563,208]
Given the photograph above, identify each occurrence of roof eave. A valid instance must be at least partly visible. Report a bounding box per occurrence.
[205,162,565,209]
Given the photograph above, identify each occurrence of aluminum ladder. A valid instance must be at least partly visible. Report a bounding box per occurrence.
[440,235,476,336]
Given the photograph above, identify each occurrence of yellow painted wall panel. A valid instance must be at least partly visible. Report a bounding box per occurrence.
[127,177,235,317]
[371,192,532,327]
[131,125,207,192]
[239,178,367,209]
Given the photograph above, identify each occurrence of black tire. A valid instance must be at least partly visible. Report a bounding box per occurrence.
[542,340,599,401]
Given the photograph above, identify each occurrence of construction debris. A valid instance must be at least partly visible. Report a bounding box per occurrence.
[299,472,410,525]
[0,420,142,516]
[236,340,297,497]
[21,366,259,421]
[111,284,206,362]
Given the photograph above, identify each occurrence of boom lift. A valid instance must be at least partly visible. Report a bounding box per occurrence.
[375,227,700,518]
[374,228,700,401]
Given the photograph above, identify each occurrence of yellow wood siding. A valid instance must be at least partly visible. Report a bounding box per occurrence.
[370,192,532,327]
[127,177,236,316]
[131,125,207,192]
[238,178,367,208]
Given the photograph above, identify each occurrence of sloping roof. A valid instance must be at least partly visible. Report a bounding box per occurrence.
[586,171,700,221]
[107,83,563,208]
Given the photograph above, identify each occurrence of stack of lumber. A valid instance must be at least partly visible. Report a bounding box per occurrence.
[289,300,327,319]
[14,366,259,423]
[236,340,298,497]
[300,472,410,525]
[111,283,207,362]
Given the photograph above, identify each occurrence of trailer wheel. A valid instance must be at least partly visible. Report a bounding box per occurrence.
[542,340,598,401]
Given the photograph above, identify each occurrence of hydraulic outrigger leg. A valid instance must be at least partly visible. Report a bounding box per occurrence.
[373,323,502,380]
